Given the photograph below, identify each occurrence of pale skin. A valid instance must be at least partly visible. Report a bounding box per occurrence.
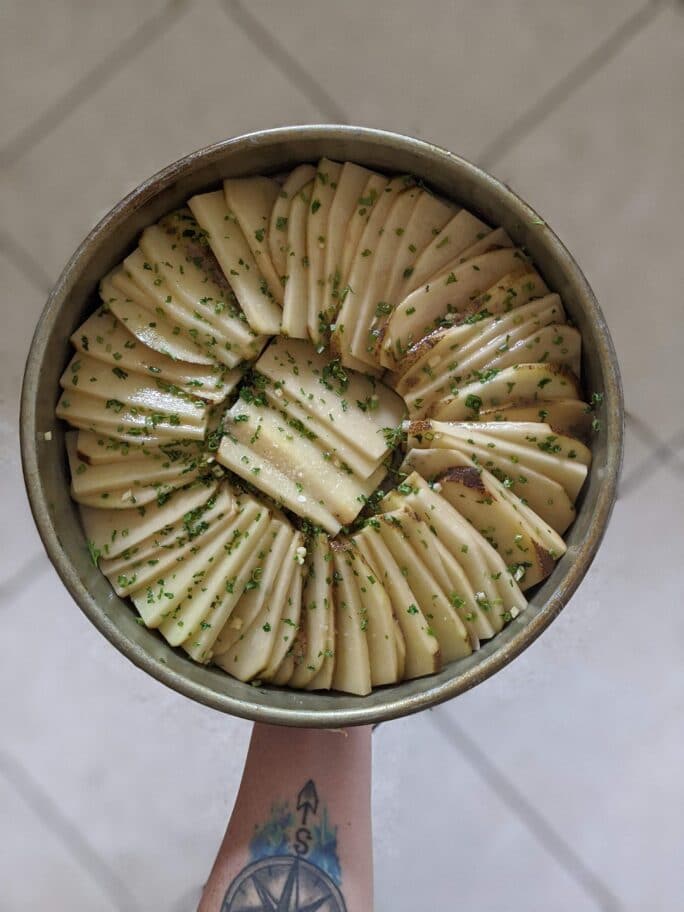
[199,724,373,912]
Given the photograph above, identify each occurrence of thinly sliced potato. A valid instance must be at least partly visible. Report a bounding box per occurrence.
[330,545,372,695]
[354,526,440,679]
[281,180,314,339]
[188,190,282,334]
[477,398,593,441]
[223,177,283,304]
[259,532,305,681]
[212,518,295,658]
[269,165,317,278]
[71,309,234,402]
[376,514,472,661]
[292,533,335,690]
[404,209,491,295]
[351,544,403,686]
[381,248,525,367]
[306,159,343,345]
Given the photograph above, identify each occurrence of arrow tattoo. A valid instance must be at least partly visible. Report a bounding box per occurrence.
[296,780,319,826]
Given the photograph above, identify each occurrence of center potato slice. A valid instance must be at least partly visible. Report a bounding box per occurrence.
[255,337,405,463]
[220,399,386,530]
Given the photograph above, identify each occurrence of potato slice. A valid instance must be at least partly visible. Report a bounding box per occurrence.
[330,545,372,695]
[492,323,581,378]
[394,472,526,628]
[212,518,295,658]
[223,177,283,304]
[478,399,593,441]
[122,249,243,369]
[217,424,342,534]
[348,185,422,366]
[323,161,378,326]
[452,226,513,262]
[74,430,161,465]
[454,421,591,466]
[399,297,568,416]
[404,209,491,296]
[431,363,581,422]
[306,159,344,345]
[381,507,494,643]
[351,544,403,686]
[140,212,262,353]
[382,248,525,366]
[406,442,575,535]
[103,270,214,366]
[188,190,282,334]
[428,460,566,589]
[416,418,588,501]
[71,309,234,403]
[263,387,381,480]
[216,532,301,682]
[60,354,208,427]
[56,389,205,442]
[291,533,335,689]
[269,165,317,278]
[261,535,304,680]
[340,174,389,283]
[375,514,472,661]
[256,337,405,463]
[354,526,440,679]
[80,481,218,560]
[281,180,314,339]
[184,516,276,663]
[332,175,408,366]
[101,487,235,595]
[139,498,264,632]
[384,192,456,307]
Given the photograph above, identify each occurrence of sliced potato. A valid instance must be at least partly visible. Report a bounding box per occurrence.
[404,209,491,295]
[187,190,282,334]
[306,159,344,345]
[330,545,372,695]
[288,532,335,688]
[381,248,525,366]
[351,544,403,686]
[223,176,283,304]
[71,309,234,403]
[477,398,593,441]
[340,173,389,284]
[269,165,317,278]
[80,482,218,561]
[216,532,300,681]
[431,363,581,421]
[103,269,214,366]
[259,532,305,681]
[376,513,472,661]
[212,518,295,658]
[354,526,441,679]
[281,179,314,339]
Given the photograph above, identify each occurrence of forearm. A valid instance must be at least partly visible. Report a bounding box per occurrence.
[199,723,373,912]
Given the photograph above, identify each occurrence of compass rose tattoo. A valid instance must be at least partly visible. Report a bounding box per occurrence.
[221,781,347,912]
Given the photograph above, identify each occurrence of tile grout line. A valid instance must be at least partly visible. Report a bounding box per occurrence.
[620,413,684,496]
[477,0,669,170]
[222,0,349,124]
[0,554,51,610]
[0,229,53,294]
[434,714,623,912]
[0,0,192,169]
[0,749,142,912]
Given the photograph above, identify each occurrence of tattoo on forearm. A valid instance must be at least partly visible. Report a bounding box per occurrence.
[221,779,347,911]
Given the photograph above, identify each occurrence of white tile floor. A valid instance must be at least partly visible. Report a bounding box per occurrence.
[1,1,682,909]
